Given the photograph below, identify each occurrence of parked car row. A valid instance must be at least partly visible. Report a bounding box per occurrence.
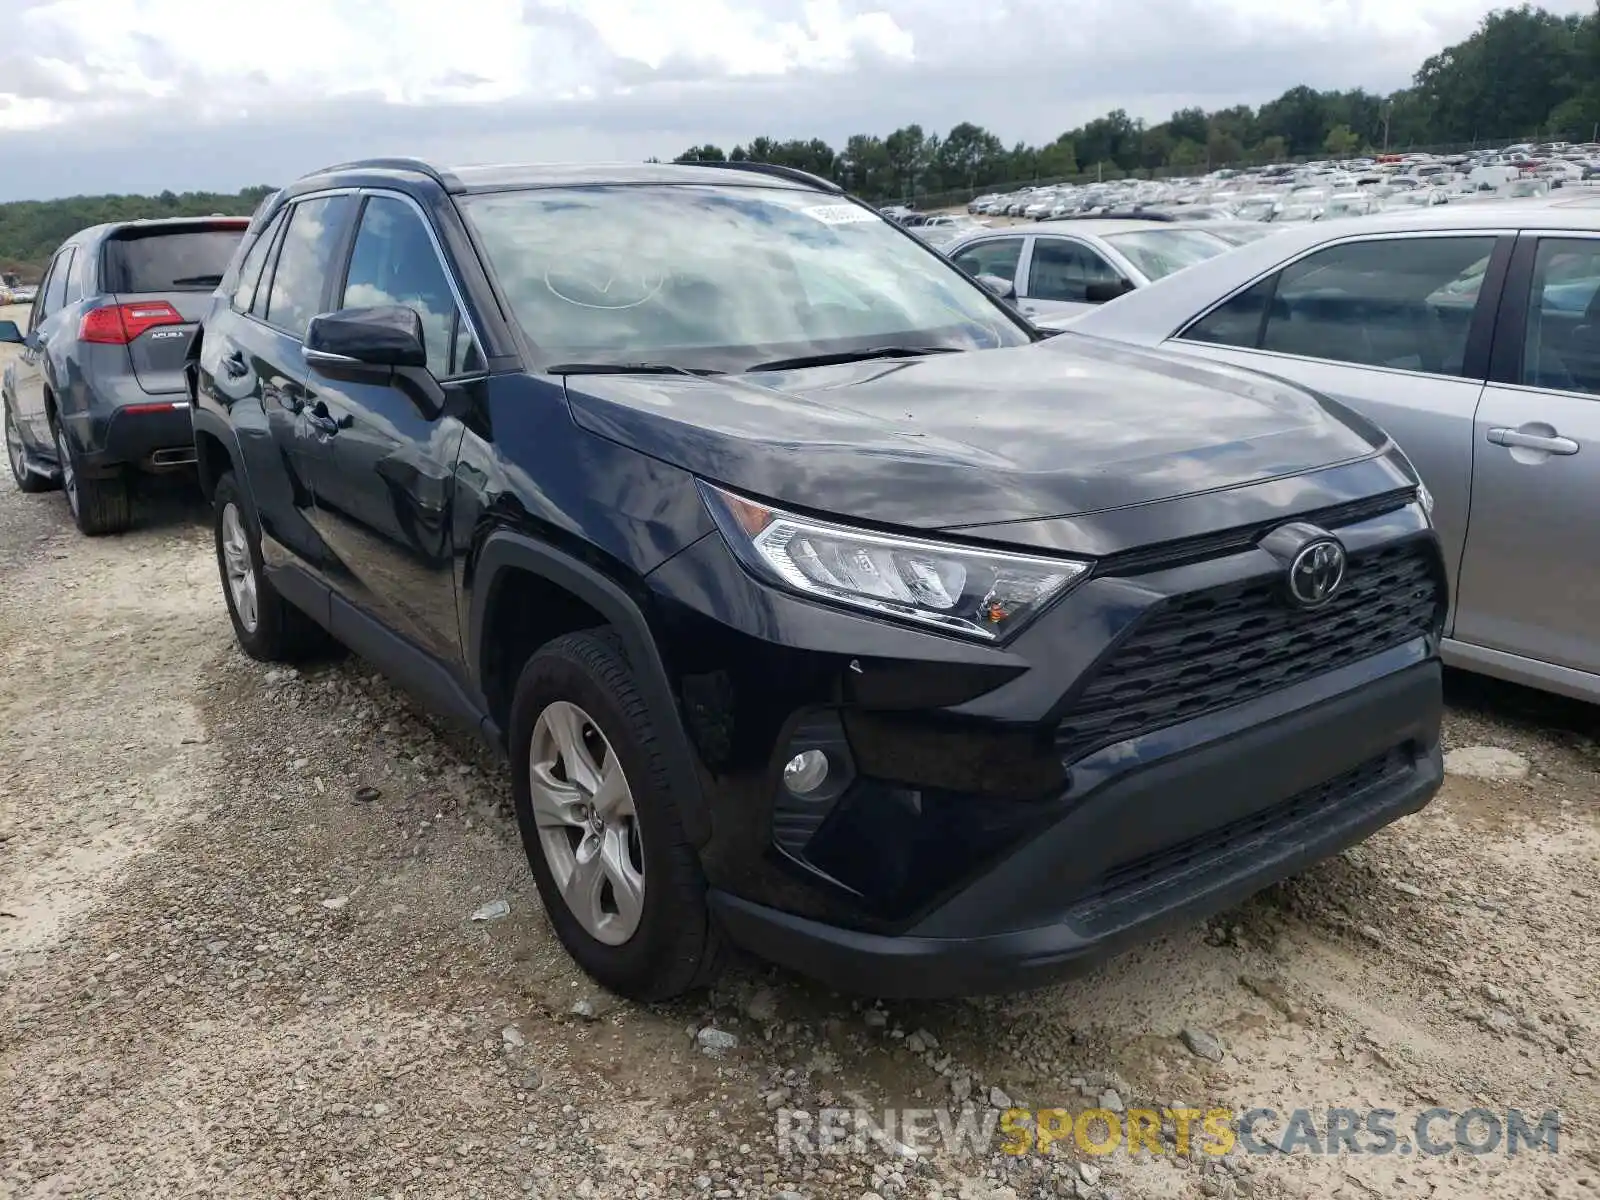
[6,155,1563,1006]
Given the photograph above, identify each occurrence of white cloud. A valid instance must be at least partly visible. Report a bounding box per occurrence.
[0,0,1593,200]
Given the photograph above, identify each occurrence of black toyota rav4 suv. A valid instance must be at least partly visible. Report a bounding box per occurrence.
[188,157,1446,1000]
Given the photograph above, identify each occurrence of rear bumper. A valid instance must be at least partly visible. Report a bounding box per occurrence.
[77,401,194,475]
[710,657,1443,998]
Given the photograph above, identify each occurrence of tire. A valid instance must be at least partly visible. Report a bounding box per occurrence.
[510,629,726,1001]
[212,471,335,662]
[4,397,54,493]
[54,419,131,535]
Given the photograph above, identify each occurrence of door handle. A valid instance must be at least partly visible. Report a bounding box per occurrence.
[305,401,350,435]
[1487,427,1579,455]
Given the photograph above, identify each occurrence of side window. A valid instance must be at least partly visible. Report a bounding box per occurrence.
[1259,237,1496,377]
[1026,237,1122,303]
[249,214,287,322]
[28,256,61,330]
[1182,277,1277,348]
[232,210,287,314]
[39,250,72,320]
[62,248,85,304]
[951,238,1023,284]
[1522,237,1600,394]
[339,195,474,376]
[263,194,355,338]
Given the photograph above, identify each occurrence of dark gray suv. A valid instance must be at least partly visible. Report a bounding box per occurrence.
[1,217,248,534]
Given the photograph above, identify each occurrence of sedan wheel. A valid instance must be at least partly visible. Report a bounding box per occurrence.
[527,699,645,946]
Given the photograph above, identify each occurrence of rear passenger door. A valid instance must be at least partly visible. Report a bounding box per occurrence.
[1453,233,1600,678]
[948,235,1027,298]
[14,246,73,444]
[300,191,482,665]
[201,193,357,575]
[1171,230,1511,631]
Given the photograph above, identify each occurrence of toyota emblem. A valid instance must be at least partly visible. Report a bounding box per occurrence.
[1287,539,1346,608]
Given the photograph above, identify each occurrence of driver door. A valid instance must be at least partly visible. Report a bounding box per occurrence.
[300,192,483,665]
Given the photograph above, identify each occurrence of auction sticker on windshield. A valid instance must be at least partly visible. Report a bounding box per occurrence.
[802,205,881,225]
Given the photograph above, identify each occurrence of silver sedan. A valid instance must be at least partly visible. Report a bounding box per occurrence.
[1063,199,1600,703]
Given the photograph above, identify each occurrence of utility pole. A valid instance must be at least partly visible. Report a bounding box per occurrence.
[1383,102,1392,153]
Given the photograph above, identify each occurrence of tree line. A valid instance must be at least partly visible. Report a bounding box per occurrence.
[669,3,1600,200]
[4,3,1597,276]
[0,187,275,283]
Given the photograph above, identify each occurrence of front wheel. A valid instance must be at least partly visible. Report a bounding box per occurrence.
[510,630,725,1001]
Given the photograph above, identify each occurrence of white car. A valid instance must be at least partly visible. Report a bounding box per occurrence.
[942,218,1239,323]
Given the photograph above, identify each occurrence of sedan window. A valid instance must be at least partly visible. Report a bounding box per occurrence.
[1182,235,1497,379]
[1522,238,1600,394]
[1027,238,1123,302]
[949,237,1024,284]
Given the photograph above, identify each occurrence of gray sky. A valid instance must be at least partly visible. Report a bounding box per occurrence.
[1,0,1593,202]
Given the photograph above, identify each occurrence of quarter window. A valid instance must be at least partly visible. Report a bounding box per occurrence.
[339,196,476,376]
[41,249,73,318]
[263,195,355,338]
[1522,237,1600,394]
[232,211,287,315]
[950,238,1023,285]
[1182,236,1497,379]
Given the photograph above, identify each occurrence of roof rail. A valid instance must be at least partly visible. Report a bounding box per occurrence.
[686,159,843,194]
[305,157,456,189]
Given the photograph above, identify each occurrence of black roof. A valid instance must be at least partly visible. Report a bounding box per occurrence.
[296,156,842,196]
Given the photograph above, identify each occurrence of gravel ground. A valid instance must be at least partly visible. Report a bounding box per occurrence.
[1,302,1596,1199]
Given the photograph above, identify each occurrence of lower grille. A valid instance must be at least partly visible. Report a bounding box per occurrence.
[1071,746,1411,923]
[1056,539,1442,764]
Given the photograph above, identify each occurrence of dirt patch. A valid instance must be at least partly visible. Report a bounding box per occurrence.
[0,470,1595,1199]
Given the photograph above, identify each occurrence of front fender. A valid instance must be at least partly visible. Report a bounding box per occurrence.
[467,529,712,846]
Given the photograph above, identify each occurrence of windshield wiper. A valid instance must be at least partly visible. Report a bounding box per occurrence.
[745,346,962,373]
[546,361,724,377]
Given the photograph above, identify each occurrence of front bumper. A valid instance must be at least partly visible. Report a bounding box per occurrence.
[711,654,1442,998]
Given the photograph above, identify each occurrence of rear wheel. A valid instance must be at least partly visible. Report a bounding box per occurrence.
[213,471,334,661]
[4,399,54,494]
[54,420,131,535]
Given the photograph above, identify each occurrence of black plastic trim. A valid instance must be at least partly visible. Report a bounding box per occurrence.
[467,530,712,846]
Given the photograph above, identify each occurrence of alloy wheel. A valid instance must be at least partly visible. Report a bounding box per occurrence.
[4,405,24,483]
[220,502,260,633]
[527,699,645,945]
[54,425,77,515]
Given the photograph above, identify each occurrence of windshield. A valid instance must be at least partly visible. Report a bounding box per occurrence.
[1103,228,1233,280]
[460,184,1028,370]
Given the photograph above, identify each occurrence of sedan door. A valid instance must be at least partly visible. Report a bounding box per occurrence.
[1164,230,1511,633]
[1016,234,1130,323]
[1452,233,1600,685]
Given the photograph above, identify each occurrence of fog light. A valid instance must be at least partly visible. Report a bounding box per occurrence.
[783,749,830,795]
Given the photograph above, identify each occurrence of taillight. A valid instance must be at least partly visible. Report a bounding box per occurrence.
[80,301,184,345]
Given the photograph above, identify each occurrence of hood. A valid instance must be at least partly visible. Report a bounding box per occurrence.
[563,333,1387,531]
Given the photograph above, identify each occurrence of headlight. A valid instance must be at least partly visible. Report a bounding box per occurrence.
[698,482,1089,641]
[1416,479,1435,521]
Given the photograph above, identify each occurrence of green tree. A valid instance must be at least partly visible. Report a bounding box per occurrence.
[1324,124,1361,156]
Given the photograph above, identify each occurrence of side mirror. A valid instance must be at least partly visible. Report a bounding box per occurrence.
[0,320,22,345]
[1085,279,1135,304]
[304,305,427,370]
[976,274,1017,302]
